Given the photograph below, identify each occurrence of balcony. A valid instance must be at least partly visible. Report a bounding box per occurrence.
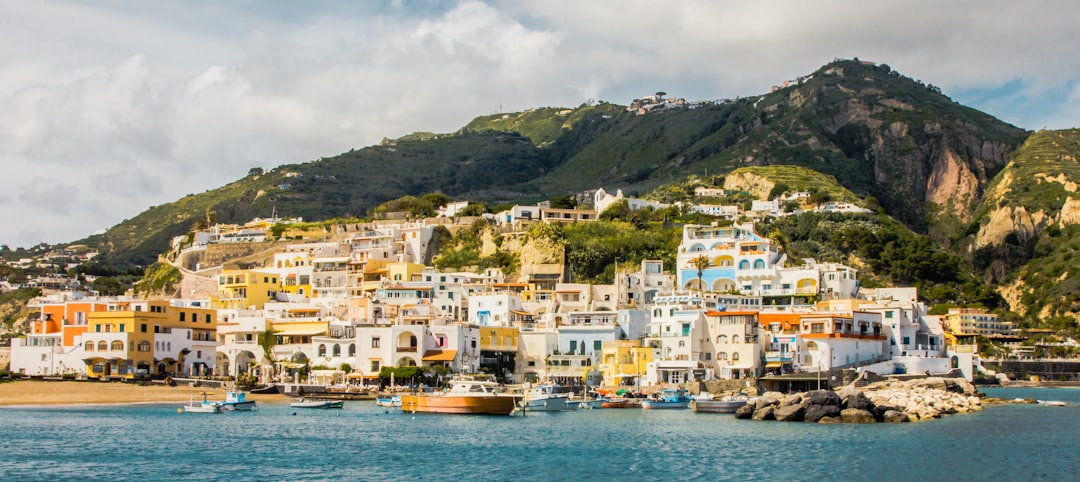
[765,351,793,363]
[396,346,417,352]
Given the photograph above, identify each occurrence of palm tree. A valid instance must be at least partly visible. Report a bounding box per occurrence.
[691,254,712,300]
[257,328,278,383]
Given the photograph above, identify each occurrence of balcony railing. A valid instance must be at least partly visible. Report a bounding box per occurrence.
[396,346,417,352]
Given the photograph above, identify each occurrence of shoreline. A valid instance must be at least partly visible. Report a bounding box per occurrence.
[0,380,290,407]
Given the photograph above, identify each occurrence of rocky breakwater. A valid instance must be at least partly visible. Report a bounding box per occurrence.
[735,377,982,423]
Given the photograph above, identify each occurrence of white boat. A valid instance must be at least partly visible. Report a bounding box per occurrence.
[290,398,345,409]
[375,395,402,407]
[183,393,223,413]
[519,384,571,412]
[401,376,520,415]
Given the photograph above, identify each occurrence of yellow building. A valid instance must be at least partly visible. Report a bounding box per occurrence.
[944,308,1013,336]
[385,261,426,283]
[214,269,280,310]
[600,340,653,387]
[83,301,218,379]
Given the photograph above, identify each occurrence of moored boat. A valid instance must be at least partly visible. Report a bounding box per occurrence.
[519,384,571,412]
[290,398,345,409]
[600,398,628,409]
[375,395,402,407]
[640,388,692,410]
[216,391,257,411]
[400,376,520,415]
[183,393,223,413]
[693,392,750,413]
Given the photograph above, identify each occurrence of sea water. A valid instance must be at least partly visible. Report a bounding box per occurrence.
[0,387,1077,481]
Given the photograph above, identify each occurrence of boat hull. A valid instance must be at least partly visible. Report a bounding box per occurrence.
[184,404,222,413]
[640,400,690,410]
[601,399,628,409]
[291,400,344,409]
[693,399,748,413]
[401,394,519,415]
[577,400,604,409]
[520,396,569,411]
[221,401,257,411]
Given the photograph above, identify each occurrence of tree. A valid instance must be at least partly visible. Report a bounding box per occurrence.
[248,167,264,177]
[258,328,279,381]
[92,277,125,296]
[691,255,711,300]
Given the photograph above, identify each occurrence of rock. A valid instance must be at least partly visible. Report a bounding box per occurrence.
[774,403,806,422]
[734,404,755,419]
[755,396,779,411]
[883,410,910,423]
[840,408,876,423]
[804,404,840,423]
[808,390,841,407]
[780,394,803,408]
[752,406,776,421]
[872,404,899,422]
[843,392,876,412]
[817,416,842,424]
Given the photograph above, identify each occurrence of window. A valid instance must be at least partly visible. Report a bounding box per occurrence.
[732,352,740,361]
[111,341,123,351]
[118,325,125,333]
[594,340,602,351]
[372,337,381,348]
[206,314,212,323]
[140,324,147,333]
[85,341,94,352]
[678,341,685,347]
[97,341,108,351]
[885,311,894,319]
[371,361,380,372]
[318,344,327,356]
[180,312,186,322]
[333,344,341,356]
[718,352,728,360]
[349,344,356,356]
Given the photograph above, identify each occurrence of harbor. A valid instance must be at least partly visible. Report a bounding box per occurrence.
[0,386,1075,481]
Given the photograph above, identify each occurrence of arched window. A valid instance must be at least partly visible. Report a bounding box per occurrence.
[85,341,94,352]
[732,335,740,344]
[732,352,740,361]
[718,352,728,360]
[678,341,685,347]
[97,341,108,351]
[738,260,750,270]
[716,335,728,344]
[138,340,151,352]
[753,259,765,269]
[111,340,124,351]
[318,344,326,356]
[806,341,818,350]
[349,344,356,356]
[332,344,341,356]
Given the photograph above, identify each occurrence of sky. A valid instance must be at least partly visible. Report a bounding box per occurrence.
[2,0,1079,249]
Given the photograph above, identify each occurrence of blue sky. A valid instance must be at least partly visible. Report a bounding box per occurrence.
[1,0,1079,248]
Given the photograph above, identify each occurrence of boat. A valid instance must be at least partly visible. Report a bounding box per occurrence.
[600,398,628,409]
[375,395,402,407]
[640,388,692,410]
[183,393,223,414]
[572,389,607,410]
[290,397,345,409]
[693,392,751,413]
[519,384,571,412]
[215,391,257,411]
[400,376,520,415]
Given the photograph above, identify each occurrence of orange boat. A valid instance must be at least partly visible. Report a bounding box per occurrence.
[600,398,628,409]
[400,376,520,415]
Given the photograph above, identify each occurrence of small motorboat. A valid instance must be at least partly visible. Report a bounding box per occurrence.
[375,395,402,408]
[290,398,345,409]
[693,392,751,413]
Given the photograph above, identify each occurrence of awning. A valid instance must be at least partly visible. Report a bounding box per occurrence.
[765,362,784,368]
[275,328,327,336]
[422,349,457,361]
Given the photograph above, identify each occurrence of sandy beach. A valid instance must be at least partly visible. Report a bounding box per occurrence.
[0,380,290,406]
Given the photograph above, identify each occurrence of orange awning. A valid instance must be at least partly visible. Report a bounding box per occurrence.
[422,349,458,361]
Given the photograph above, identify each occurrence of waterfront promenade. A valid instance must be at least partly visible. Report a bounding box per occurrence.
[0,380,289,406]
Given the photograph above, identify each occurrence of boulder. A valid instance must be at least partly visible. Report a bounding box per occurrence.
[817,416,842,424]
[843,392,876,412]
[804,404,840,423]
[873,404,899,422]
[840,408,876,423]
[755,396,779,411]
[882,410,910,423]
[779,394,804,408]
[774,403,806,422]
[808,390,842,407]
[752,406,776,421]
[734,404,755,419]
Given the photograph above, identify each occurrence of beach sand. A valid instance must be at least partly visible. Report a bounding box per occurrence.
[0,380,290,406]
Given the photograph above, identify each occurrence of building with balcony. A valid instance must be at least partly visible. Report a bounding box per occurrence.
[600,340,653,387]
[214,269,280,310]
[703,311,760,379]
[944,308,1014,336]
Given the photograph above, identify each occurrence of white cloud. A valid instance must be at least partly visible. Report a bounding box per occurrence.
[1,0,1080,247]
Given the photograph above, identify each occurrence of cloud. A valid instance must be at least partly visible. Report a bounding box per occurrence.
[1,0,1080,247]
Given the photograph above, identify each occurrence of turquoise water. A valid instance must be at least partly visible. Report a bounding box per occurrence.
[0,388,1077,481]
